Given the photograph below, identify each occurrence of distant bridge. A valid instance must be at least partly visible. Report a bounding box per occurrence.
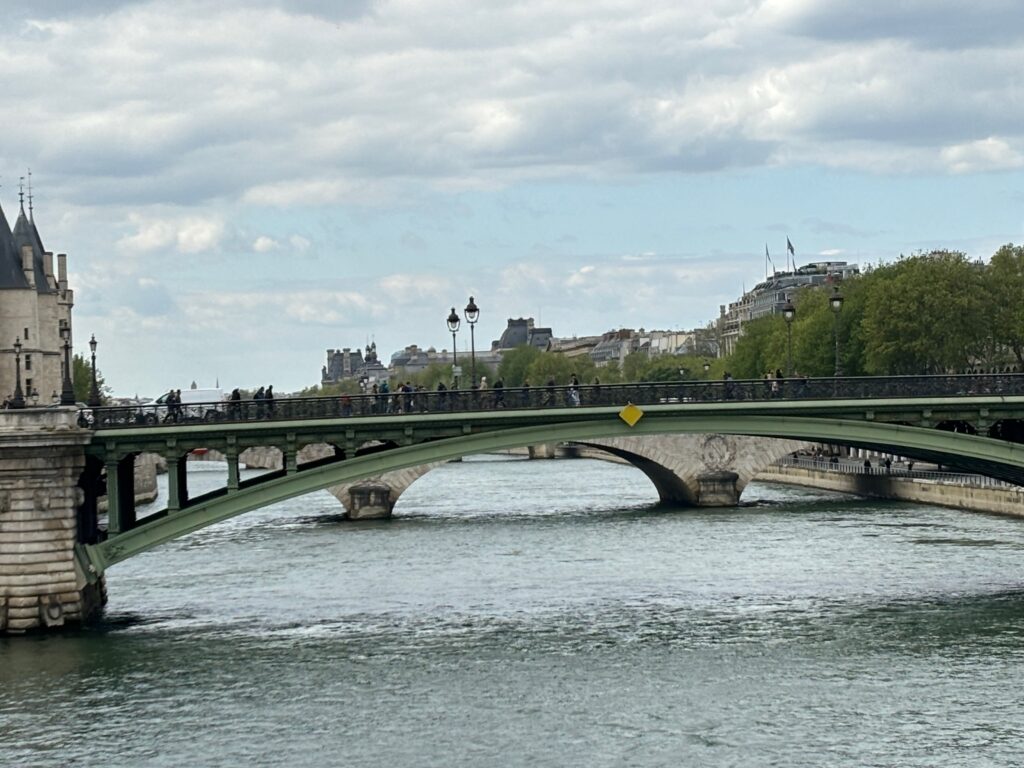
[74,373,1024,578]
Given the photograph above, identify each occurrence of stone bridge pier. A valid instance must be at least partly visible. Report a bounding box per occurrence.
[232,444,444,520]
[574,434,809,506]
[0,409,100,633]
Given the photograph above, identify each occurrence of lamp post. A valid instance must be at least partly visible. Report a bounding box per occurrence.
[10,337,25,409]
[87,334,101,407]
[829,286,844,377]
[60,324,76,405]
[782,295,796,377]
[446,307,461,389]
[464,295,479,388]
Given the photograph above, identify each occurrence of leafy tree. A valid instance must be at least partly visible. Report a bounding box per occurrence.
[861,251,988,374]
[729,315,787,379]
[497,345,541,386]
[988,243,1024,368]
[72,353,108,403]
[525,353,595,386]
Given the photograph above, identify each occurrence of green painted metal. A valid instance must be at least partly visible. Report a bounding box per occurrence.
[80,410,1024,577]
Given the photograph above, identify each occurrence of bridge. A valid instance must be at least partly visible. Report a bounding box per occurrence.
[3,372,1024,632]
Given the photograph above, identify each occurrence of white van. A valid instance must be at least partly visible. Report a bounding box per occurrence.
[153,388,225,422]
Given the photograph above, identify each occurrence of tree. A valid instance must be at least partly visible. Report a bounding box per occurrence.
[729,315,787,379]
[72,353,108,403]
[987,243,1024,368]
[497,345,541,386]
[861,251,988,374]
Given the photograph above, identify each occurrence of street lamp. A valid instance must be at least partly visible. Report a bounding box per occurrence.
[9,337,25,409]
[782,295,796,377]
[60,324,75,405]
[446,307,461,389]
[87,334,101,407]
[829,286,844,377]
[464,295,479,388]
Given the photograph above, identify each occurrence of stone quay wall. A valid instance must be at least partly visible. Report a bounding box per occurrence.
[758,464,1024,518]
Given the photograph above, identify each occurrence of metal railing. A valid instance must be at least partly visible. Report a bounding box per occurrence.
[778,455,1016,489]
[81,372,1024,430]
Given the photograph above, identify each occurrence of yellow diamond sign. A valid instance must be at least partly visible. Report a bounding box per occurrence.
[619,403,644,427]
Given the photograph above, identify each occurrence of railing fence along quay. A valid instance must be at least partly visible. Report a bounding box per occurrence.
[82,373,1024,430]
[778,455,1016,489]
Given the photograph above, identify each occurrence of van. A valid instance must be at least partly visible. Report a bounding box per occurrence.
[153,388,225,422]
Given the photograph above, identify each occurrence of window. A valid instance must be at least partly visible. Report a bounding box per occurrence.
[23,327,29,340]
[25,354,32,371]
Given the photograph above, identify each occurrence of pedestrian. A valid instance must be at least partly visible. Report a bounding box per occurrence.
[229,387,241,420]
[493,377,505,408]
[253,386,265,419]
[544,376,556,407]
[265,385,275,416]
[437,380,448,410]
[569,373,580,406]
[884,457,892,473]
[724,371,735,400]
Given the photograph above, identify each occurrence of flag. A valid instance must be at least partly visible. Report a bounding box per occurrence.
[786,237,795,256]
[765,243,774,274]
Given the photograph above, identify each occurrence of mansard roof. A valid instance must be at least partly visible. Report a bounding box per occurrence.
[0,202,32,290]
[12,206,56,293]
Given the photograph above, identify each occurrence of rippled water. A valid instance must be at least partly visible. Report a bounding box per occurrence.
[4,456,1024,767]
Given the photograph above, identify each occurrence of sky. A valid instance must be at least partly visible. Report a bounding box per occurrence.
[1,0,1023,397]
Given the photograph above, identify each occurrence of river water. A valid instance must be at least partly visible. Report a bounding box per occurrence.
[3,455,1024,767]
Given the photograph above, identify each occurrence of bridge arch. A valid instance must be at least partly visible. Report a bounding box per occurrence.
[80,414,1024,577]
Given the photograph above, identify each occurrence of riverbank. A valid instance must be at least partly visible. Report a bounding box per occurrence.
[758,460,1024,519]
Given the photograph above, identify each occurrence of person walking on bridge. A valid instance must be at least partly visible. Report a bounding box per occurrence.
[265,385,275,417]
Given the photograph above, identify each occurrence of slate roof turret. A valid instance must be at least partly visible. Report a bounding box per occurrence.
[12,204,56,293]
[0,200,31,290]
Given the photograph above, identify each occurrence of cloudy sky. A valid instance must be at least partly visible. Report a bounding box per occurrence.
[2,0,1023,396]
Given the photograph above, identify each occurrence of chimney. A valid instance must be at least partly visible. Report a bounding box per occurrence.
[44,250,56,288]
[21,245,35,288]
[57,253,68,291]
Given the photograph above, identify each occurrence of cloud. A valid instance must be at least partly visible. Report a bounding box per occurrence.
[940,137,1024,174]
[253,235,279,252]
[117,212,225,254]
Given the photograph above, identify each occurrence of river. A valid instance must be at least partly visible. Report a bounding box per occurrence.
[3,455,1024,766]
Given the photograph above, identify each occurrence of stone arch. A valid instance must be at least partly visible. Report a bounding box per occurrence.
[327,462,448,519]
[574,434,809,506]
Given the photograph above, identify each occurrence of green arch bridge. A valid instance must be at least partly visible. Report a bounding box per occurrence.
[73,373,1024,579]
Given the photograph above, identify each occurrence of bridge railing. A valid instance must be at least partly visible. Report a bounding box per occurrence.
[82,372,1024,430]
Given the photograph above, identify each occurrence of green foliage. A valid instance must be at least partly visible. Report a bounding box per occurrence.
[498,345,541,386]
[525,353,595,386]
[860,251,988,374]
[988,243,1024,367]
[72,353,108,403]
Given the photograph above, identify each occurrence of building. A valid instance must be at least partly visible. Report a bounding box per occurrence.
[321,342,388,386]
[0,192,74,404]
[491,317,553,352]
[718,261,859,356]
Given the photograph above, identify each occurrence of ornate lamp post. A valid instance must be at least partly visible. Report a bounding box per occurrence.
[464,295,479,388]
[10,337,26,409]
[87,334,101,407]
[782,295,796,377]
[829,286,844,377]
[60,324,76,405]
[446,307,461,389]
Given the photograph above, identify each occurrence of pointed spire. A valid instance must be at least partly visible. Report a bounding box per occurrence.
[27,169,33,221]
[18,176,25,212]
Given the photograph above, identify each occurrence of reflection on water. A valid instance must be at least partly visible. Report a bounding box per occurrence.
[4,456,1024,767]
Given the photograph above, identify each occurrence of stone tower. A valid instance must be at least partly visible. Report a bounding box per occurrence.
[0,191,75,403]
